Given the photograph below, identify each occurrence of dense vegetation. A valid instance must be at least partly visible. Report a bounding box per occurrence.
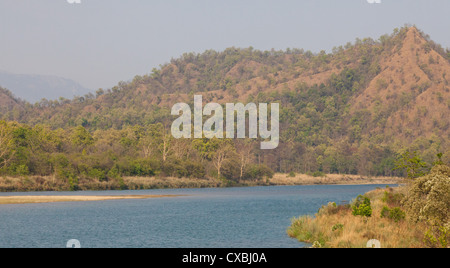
[0,26,449,189]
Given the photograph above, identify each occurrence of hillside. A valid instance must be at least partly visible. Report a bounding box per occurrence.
[0,87,25,116]
[0,26,448,183]
[351,27,450,143]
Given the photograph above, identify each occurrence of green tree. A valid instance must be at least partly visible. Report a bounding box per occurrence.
[71,126,94,147]
[394,151,429,179]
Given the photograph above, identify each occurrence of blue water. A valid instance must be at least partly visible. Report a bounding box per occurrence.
[0,185,393,248]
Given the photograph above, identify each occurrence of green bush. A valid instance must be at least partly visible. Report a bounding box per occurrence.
[9,164,30,176]
[88,168,107,181]
[221,158,241,181]
[312,171,326,177]
[380,206,391,219]
[332,223,344,232]
[318,202,351,216]
[424,224,449,248]
[243,164,274,181]
[352,195,372,217]
[184,161,206,178]
[389,207,406,223]
[128,159,157,177]
[381,206,406,222]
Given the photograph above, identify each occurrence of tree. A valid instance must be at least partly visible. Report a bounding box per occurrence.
[394,151,429,179]
[236,139,254,179]
[147,123,173,162]
[0,121,14,169]
[210,139,235,178]
[403,165,450,248]
[71,126,94,148]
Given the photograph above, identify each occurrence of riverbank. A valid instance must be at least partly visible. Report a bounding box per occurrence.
[0,195,179,205]
[287,186,427,248]
[0,173,403,192]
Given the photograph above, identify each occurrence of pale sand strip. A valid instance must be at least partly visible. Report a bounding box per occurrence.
[0,195,180,205]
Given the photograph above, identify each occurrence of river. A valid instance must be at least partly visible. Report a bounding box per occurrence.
[0,184,394,248]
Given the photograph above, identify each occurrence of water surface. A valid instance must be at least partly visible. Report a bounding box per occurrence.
[0,184,393,248]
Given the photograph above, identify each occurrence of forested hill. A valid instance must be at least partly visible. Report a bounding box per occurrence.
[0,26,449,179]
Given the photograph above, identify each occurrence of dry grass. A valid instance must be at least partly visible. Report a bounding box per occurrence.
[0,173,403,193]
[0,195,179,205]
[287,187,427,248]
[272,173,403,186]
[123,176,225,189]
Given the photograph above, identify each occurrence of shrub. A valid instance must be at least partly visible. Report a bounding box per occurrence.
[127,158,157,177]
[380,206,391,219]
[382,190,405,207]
[318,202,351,216]
[424,224,449,248]
[352,195,372,217]
[184,161,206,178]
[332,223,344,232]
[312,171,326,177]
[389,207,406,223]
[307,171,326,177]
[161,160,186,178]
[88,168,106,181]
[221,158,241,181]
[243,164,274,181]
[402,165,450,225]
[381,206,406,223]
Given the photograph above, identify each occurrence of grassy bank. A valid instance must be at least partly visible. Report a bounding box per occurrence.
[287,165,450,248]
[271,173,401,186]
[0,173,403,192]
[287,186,427,248]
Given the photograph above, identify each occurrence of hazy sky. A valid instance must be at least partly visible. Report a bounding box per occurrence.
[1,0,450,90]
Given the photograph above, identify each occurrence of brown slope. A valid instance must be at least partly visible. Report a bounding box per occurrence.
[0,87,23,115]
[350,27,450,144]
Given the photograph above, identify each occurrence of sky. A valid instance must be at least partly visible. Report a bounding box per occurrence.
[1,0,450,91]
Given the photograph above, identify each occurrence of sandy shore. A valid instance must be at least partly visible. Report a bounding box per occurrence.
[0,195,180,205]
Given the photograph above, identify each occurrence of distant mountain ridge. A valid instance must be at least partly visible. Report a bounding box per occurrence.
[0,71,92,103]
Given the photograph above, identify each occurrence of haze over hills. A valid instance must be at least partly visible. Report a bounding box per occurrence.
[0,26,449,176]
[0,71,92,103]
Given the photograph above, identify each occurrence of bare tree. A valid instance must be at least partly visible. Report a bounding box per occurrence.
[236,139,254,179]
[142,123,173,162]
[212,140,234,178]
[172,138,192,160]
